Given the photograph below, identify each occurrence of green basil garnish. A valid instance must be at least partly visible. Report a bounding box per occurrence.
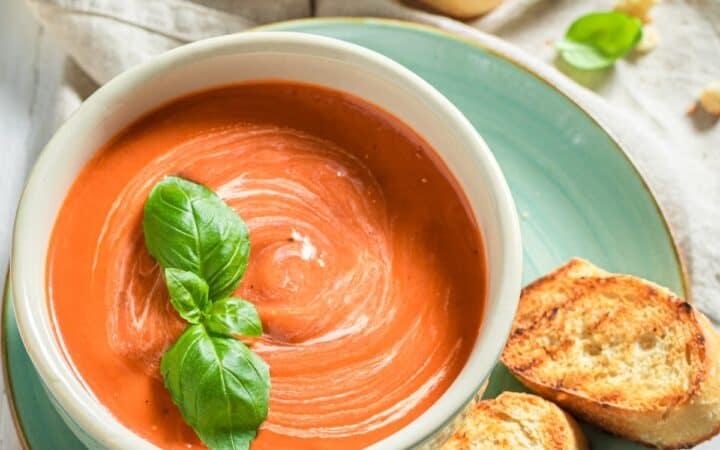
[165,268,209,324]
[143,176,250,299]
[143,176,269,450]
[556,11,643,70]
[161,324,269,450]
[205,298,263,338]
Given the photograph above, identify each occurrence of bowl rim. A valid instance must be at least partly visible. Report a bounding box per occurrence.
[11,31,522,449]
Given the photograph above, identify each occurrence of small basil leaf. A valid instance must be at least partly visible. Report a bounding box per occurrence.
[557,11,643,70]
[143,176,250,299]
[165,268,209,323]
[161,324,270,450]
[555,40,616,70]
[205,298,262,338]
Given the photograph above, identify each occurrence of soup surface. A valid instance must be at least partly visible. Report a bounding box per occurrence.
[47,82,486,449]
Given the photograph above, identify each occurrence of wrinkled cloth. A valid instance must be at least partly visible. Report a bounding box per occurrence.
[24,0,720,323]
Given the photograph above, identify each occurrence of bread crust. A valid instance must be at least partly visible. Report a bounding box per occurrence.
[441,392,588,449]
[502,259,720,449]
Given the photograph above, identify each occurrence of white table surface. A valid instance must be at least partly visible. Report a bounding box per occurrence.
[0,0,65,448]
[0,1,717,449]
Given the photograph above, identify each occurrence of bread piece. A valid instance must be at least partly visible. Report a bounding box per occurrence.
[512,258,609,332]
[699,80,720,116]
[417,0,503,19]
[441,391,588,449]
[502,259,720,449]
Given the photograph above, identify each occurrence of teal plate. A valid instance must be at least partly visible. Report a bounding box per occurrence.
[3,18,694,450]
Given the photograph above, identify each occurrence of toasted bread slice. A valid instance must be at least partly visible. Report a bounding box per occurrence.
[512,258,609,331]
[502,259,720,449]
[441,392,588,449]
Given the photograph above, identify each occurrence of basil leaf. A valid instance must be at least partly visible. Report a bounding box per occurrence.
[555,40,616,70]
[165,268,209,323]
[205,298,262,338]
[143,176,250,299]
[557,11,643,70]
[161,324,270,450]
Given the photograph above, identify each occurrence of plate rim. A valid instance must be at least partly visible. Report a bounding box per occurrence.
[255,16,691,301]
[2,274,31,450]
[1,16,691,449]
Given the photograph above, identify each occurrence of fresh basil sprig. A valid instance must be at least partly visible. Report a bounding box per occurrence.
[144,176,269,450]
[144,176,250,299]
[556,11,643,70]
[205,297,263,338]
[165,268,209,324]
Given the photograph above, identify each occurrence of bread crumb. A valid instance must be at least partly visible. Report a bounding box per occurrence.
[698,81,720,116]
[614,0,659,23]
[636,25,659,53]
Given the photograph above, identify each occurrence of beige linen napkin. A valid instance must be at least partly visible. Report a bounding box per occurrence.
[24,0,720,324]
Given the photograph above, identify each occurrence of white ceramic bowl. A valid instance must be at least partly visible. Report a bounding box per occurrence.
[12,32,522,449]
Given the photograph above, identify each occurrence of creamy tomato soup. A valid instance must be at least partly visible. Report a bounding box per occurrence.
[47,82,486,449]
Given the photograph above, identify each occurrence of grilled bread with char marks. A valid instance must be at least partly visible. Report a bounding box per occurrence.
[502,258,720,449]
[441,392,588,449]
